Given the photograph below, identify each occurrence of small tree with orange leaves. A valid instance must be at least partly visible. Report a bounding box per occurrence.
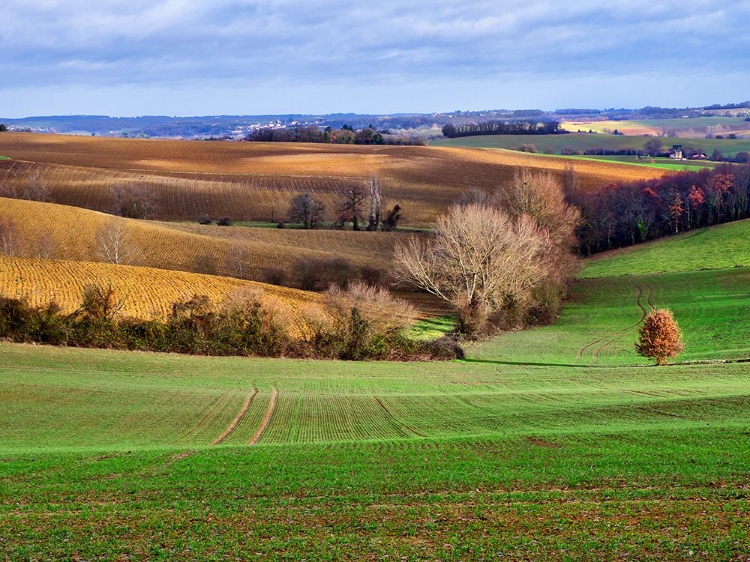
[636,309,684,365]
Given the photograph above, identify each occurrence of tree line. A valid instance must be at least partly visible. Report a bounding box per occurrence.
[441,120,565,138]
[245,124,425,145]
[571,163,750,255]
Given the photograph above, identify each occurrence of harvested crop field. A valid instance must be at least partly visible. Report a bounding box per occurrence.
[0,133,664,225]
[0,255,320,320]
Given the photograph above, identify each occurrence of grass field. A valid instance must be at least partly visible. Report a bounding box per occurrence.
[469,219,750,367]
[434,132,750,159]
[1,215,749,558]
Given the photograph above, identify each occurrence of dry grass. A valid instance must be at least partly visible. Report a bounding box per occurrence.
[0,255,320,321]
[0,133,664,226]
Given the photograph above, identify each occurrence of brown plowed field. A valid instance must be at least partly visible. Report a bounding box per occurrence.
[0,133,664,225]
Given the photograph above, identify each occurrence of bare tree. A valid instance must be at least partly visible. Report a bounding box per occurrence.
[393,204,553,335]
[96,218,131,265]
[110,182,159,219]
[563,162,578,199]
[338,182,367,231]
[288,192,325,229]
[23,170,52,202]
[643,138,663,157]
[498,169,581,251]
[0,218,19,257]
[227,241,250,279]
[35,231,55,259]
[367,177,383,231]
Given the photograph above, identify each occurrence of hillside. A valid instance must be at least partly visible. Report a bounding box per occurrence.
[433,132,750,159]
[0,197,405,277]
[0,133,664,225]
[468,219,750,366]
[0,255,320,320]
[580,218,750,278]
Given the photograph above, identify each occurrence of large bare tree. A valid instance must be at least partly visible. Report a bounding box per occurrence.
[338,182,367,231]
[394,204,552,335]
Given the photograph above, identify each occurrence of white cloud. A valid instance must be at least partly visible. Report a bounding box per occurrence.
[1,0,750,114]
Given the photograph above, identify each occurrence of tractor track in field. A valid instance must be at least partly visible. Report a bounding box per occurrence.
[577,282,655,360]
[248,388,279,446]
[180,394,231,442]
[212,388,258,445]
[374,396,426,438]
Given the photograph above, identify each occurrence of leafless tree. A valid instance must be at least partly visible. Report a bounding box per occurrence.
[0,218,19,257]
[393,204,552,335]
[563,162,578,199]
[35,231,55,259]
[96,218,131,265]
[338,182,367,231]
[288,192,325,229]
[110,182,159,219]
[498,169,581,251]
[367,177,383,231]
[227,241,250,279]
[23,170,52,202]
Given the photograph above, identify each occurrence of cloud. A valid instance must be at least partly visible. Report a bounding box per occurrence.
[1,0,749,114]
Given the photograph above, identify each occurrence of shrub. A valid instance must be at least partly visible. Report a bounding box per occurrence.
[635,309,684,365]
[296,257,356,291]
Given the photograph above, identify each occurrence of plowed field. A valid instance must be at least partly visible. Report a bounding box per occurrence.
[0,133,664,225]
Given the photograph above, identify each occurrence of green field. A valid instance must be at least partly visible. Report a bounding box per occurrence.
[562,116,750,135]
[1,220,749,559]
[433,132,750,158]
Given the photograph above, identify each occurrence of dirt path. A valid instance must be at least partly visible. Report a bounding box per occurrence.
[212,388,258,445]
[248,388,278,446]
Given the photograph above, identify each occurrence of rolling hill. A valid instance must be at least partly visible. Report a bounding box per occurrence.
[0,133,665,225]
[0,255,321,320]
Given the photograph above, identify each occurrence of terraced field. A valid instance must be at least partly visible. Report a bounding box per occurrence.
[0,133,664,225]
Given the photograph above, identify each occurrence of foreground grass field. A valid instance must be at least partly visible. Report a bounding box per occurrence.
[0,343,748,559]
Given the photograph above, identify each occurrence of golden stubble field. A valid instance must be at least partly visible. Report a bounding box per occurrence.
[0,133,665,225]
[0,255,321,321]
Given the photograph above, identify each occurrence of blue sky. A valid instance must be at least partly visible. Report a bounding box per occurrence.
[2,0,749,117]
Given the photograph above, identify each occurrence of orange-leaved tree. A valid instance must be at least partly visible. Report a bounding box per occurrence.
[635,309,684,365]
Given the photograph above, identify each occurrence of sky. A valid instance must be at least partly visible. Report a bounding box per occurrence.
[2,0,750,117]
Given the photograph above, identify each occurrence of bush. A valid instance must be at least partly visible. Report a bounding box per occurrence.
[0,285,455,362]
[635,309,684,365]
[296,257,356,291]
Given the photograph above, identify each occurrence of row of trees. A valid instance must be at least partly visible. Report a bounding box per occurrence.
[245,125,424,146]
[573,163,750,254]
[441,120,565,138]
[287,178,402,231]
